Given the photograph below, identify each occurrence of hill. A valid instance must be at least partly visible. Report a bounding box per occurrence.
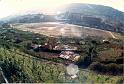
[0,3,124,34]
[0,14,57,24]
[57,3,124,34]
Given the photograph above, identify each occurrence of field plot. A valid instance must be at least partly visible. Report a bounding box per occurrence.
[12,22,121,39]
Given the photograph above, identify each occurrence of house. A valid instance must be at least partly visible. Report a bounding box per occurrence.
[53,44,78,51]
[71,74,77,79]
[63,45,78,51]
[53,45,59,50]
[31,44,39,49]
[102,39,110,44]
[59,51,80,61]
[59,51,74,59]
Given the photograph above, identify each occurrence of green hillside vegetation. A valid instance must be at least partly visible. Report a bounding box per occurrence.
[0,25,123,83]
[0,47,122,83]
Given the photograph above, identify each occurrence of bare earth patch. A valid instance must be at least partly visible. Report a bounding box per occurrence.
[12,22,121,39]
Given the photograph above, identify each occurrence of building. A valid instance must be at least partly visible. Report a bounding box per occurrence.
[59,51,80,61]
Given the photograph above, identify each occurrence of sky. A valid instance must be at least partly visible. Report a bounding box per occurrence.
[0,0,124,19]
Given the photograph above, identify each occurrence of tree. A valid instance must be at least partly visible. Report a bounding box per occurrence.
[2,23,10,28]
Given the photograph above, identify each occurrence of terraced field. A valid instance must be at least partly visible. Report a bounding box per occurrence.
[12,22,122,39]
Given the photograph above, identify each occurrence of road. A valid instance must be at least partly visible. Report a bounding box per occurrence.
[107,31,117,39]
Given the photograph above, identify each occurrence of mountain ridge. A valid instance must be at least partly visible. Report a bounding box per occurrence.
[57,3,124,34]
[0,3,124,34]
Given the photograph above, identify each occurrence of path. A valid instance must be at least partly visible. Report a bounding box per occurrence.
[108,31,117,39]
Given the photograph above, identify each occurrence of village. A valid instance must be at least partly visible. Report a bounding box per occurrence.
[27,34,116,64]
[29,37,87,62]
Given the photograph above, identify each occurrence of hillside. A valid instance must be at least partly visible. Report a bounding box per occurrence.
[0,26,123,83]
[57,3,124,34]
[0,14,57,24]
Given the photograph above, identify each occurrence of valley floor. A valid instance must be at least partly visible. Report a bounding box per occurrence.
[12,22,122,39]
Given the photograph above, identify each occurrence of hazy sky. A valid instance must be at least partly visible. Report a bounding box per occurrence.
[0,0,124,19]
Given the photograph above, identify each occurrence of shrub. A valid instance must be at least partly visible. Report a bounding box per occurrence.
[116,78,124,84]
[89,62,123,75]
